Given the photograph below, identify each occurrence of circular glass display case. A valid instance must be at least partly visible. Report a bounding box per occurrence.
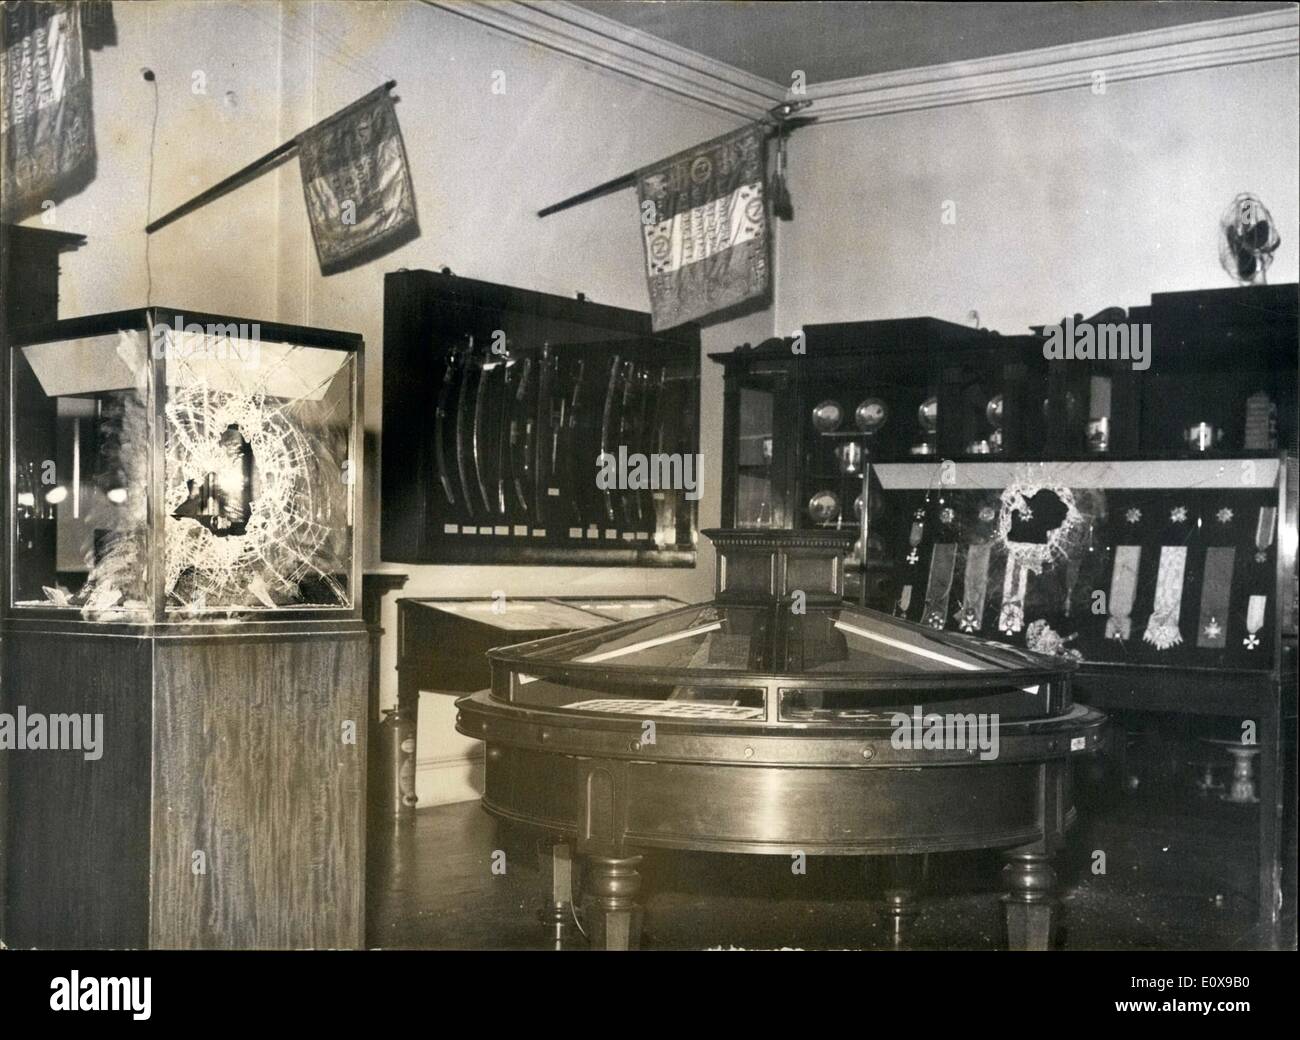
[456,530,1106,950]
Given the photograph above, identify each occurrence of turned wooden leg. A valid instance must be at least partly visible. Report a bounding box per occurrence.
[1001,850,1056,951]
[880,854,928,947]
[584,853,643,951]
[536,840,574,950]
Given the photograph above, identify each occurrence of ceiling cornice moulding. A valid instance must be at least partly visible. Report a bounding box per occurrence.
[803,7,1300,123]
[424,0,781,119]
[428,3,1298,124]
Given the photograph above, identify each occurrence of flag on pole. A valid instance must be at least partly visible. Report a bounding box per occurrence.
[636,124,769,331]
[298,85,417,273]
[0,0,96,221]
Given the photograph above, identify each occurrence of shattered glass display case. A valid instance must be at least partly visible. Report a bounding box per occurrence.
[9,308,360,618]
[2,308,369,949]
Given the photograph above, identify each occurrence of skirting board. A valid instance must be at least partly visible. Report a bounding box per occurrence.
[415,690,485,807]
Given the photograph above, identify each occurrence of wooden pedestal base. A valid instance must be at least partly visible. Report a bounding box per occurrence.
[880,854,929,947]
[1,620,369,949]
[583,853,644,951]
[1001,850,1057,951]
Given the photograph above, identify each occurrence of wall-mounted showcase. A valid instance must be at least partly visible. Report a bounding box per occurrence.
[2,308,369,949]
[382,269,701,567]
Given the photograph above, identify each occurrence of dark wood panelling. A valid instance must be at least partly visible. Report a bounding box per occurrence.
[150,632,368,949]
[2,632,153,948]
[2,625,367,949]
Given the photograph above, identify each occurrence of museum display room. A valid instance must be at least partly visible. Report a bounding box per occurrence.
[0,0,1295,957]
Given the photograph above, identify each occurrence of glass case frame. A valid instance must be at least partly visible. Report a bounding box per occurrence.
[5,306,364,624]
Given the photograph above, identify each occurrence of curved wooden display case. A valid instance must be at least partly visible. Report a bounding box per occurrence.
[457,530,1106,949]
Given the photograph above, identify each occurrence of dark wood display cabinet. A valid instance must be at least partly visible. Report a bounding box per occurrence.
[2,308,369,949]
[382,269,701,568]
[713,283,1298,944]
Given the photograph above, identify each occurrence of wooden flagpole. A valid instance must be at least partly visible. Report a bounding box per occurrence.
[536,100,812,219]
[145,80,397,235]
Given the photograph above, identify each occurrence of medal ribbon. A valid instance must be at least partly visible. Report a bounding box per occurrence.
[998,556,1028,635]
[1105,545,1141,640]
[1195,547,1235,649]
[1243,594,1266,650]
[1255,507,1277,556]
[1142,546,1187,650]
[922,543,957,629]
[960,542,993,631]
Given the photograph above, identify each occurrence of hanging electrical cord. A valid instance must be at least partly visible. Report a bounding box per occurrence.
[142,67,159,306]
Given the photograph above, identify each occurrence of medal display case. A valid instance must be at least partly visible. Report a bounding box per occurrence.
[2,308,369,948]
[456,529,1106,950]
[712,283,1298,942]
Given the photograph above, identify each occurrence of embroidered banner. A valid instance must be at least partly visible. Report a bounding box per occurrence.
[1196,547,1235,649]
[298,86,417,272]
[0,1,95,221]
[637,124,769,331]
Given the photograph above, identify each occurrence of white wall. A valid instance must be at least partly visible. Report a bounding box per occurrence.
[29,0,288,318]
[777,57,1300,335]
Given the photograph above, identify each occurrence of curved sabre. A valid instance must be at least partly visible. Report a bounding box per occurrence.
[616,359,638,532]
[510,356,534,516]
[472,339,498,515]
[434,339,464,507]
[600,354,622,527]
[455,335,477,519]
[496,357,514,517]
[561,356,585,528]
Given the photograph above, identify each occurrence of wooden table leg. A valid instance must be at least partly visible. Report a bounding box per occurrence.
[537,840,574,950]
[880,853,928,947]
[1002,849,1056,951]
[584,853,643,951]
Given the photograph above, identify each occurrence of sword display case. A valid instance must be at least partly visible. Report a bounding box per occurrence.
[2,308,369,948]
[382,269,700,567]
